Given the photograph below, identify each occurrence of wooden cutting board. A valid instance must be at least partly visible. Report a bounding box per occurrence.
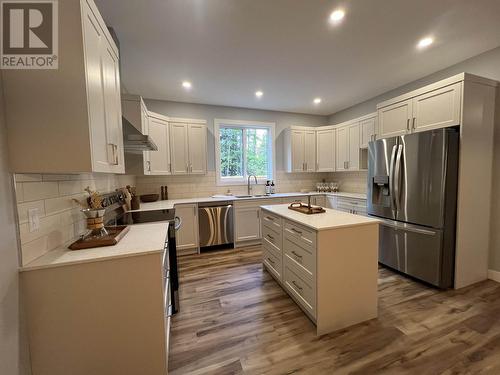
[68,225,130,250]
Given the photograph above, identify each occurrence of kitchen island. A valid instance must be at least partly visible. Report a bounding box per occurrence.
[260,204,379,335]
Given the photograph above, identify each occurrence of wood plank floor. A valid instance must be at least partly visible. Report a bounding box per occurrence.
[169,246,500,375]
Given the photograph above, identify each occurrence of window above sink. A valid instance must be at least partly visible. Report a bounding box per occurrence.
[214,119,275,186]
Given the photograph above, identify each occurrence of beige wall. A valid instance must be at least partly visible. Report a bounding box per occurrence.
[0,76,31,373]
[327,46,500,272]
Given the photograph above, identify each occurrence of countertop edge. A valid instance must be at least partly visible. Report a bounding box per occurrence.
[260,206,380,232]
[19,248,164,272]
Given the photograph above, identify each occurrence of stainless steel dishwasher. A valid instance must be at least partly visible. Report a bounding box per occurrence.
[198,201,234,249]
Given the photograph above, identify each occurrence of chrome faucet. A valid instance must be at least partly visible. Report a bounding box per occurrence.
[247,175,257,196]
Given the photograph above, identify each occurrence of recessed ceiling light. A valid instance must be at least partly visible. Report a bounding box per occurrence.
[313,98,322,104]
[255,90,263,98]
[417,37,433,49]
[182,81,192,89]
[329,9,345,23]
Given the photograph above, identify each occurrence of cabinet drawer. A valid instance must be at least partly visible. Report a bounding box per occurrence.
[284,220,316,251]
[263,249,282,282]
[284,261,315,316]
[262,210,283,232]
[284,238,315,278]
[262,224,282,254]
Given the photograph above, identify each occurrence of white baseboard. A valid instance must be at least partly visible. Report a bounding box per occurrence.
[487,269,500,283]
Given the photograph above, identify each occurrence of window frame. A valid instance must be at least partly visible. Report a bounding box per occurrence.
[214,119,276,186]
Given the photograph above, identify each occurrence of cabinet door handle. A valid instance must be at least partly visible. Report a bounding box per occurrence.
[291,250,302,259]
[412,117,416,130]
[265,216,274,221]
[257,210,260,218]
[267,257,275,265]
[292,280,303,291]
[406,118,410,131]
[168,163,171,172]
[146,160,151,172]
[290,227,302,235]
[186,164,189,172]
[267,234,274,241]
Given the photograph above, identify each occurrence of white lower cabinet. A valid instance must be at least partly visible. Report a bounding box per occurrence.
[175,204,199,254]
[235,206,261,242]
[327,195,367,216]
[235,198,282,246]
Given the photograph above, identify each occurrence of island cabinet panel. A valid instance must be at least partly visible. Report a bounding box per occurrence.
[261,205,379,335]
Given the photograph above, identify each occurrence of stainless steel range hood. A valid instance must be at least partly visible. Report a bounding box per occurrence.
[123,117,158,153]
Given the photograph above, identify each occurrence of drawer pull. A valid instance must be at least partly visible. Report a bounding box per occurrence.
[292,280,303,291]
[265,216,274,221]
[267,257,275,265]
[291,250,302,259]
[290,227,302,235]
[267,234,275,241]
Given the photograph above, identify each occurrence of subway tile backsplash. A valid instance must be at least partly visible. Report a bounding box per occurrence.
[14,170,367,266]
[135,171,332,198]
[15,173,135,266]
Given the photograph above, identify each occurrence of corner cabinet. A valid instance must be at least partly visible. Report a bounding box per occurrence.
[3,0,124,173]
[285,128,316,172]
[378,82,462,139]
[170,121,207,175]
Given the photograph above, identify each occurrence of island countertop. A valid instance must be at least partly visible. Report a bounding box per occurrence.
[20,222,168,272]
[260,204,379,231]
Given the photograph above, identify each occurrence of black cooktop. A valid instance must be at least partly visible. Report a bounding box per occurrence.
[101,191,176,226]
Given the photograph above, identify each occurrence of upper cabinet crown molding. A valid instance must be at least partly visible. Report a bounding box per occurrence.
[3,0,124,174]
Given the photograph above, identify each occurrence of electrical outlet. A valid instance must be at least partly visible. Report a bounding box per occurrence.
[28,208,40,232]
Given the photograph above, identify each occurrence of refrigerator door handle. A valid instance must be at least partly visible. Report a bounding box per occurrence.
[394,145,403,212]
[389,145,398,211]
[378,218,437,236]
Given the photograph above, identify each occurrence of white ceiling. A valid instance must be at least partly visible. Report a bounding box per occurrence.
[95,0,500,115]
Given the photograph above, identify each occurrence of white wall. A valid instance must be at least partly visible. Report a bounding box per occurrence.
[0,76,31,373]
[327,46,500,272]
[144,99,329,172]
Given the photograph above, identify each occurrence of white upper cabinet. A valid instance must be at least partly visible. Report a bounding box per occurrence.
[378,100,413,138]
[360,116,377,148]
[347,123,360,170]
[316,128,335,172]
[412,82,462,132]
[285,128,316,172]
[188,124,207,174]
[304,131,316,172]
[335,126,348,171]
[147,112,171,175]
[335,122,360,171]
[170,121,207,175]
[170,123,190,175]
[377,79,464,139]
[290,130,305,172]
[3,0,124,173]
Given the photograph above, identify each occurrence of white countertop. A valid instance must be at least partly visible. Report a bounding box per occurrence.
[260,204,379,231]
[21,222,168,272]
[128,191,367,212]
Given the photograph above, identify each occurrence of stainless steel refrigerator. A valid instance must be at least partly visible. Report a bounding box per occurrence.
[367,128,459,288]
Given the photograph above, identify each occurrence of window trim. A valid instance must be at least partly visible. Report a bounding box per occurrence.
[214,118,276,186]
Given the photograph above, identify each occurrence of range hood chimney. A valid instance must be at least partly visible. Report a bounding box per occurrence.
[122,115,158,153]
